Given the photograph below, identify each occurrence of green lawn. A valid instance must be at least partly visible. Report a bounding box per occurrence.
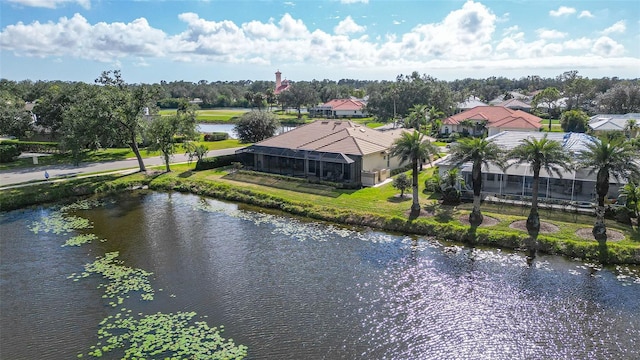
[0,140,244,171]
[159,109,248,123]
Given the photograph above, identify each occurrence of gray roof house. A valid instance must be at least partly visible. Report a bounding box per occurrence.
[438,131,632,206]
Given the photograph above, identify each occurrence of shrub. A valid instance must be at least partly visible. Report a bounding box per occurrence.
[391,164,412,176]
[203,133,229,142]
[0,140,60,153]
[0,144,21,163]
[194,154,237,170]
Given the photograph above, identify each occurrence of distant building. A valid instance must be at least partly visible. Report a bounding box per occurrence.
[588,113,640,134]
[456,96,488,112]
[309,98,368,118]
[441,106,542,137]
[274,70,291,95]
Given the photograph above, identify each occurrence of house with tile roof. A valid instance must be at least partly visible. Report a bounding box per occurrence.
[438,131,630,205]
[441,106,542,137]
[236,120,410,186]
[309,98,368,118]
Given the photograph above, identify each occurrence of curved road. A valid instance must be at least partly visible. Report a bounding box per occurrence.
[0,147,243,189]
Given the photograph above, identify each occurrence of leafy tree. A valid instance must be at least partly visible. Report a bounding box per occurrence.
[234,110,280,143]
[0,90,33,138]
[577,136,640,245]
[532,87,561,131]
[389,130,438,212]
[32,83,77,138]
[448,137,504,226]
[560,109,589,133]
[95,70,160,172]
[393,173,412,198]
[564,76,595,111]
[278,82,319,119]
[507,135,572,235]
[619,182,640,220]
[146,106,197,172]
[596,82,640,114]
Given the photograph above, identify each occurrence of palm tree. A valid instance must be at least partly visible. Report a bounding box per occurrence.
[619,182,640,220]
[625,119,638,139]
[427,106,445,135]
[389,130,438,212]
[407,104,428,132]
[577,136,640,242]
[507,134,572,234]
[449,137,504,226]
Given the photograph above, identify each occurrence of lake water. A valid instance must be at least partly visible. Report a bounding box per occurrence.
[197,123,296,139]
[1,192,639,359]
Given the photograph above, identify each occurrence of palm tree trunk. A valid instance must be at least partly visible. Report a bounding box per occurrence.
[593,169,609,242]
[527,172,541,235]
[469,160,483,226]
[411,159,420,212]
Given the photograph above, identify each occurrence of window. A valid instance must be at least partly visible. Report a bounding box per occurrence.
[487,173,495,181]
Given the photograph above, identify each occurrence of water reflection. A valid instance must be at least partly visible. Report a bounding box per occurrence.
[1,192,639,359]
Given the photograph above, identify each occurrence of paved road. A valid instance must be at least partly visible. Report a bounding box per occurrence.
[0,147,243,189]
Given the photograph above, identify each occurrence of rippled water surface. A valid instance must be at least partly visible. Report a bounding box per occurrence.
[1,192,639,359]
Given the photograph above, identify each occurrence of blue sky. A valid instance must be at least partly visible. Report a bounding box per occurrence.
[1,0,639,83]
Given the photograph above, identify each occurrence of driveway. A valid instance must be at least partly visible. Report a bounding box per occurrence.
[0,148,243,189]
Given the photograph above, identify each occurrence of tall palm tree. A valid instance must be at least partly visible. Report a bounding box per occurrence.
[389,130,438,212]
[577,136,640,242]
[507,134,572,234]
[427,106,445,135]
[449,137,504,226]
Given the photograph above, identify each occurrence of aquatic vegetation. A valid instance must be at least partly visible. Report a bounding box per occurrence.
[72,252,154,307]
[81,311,247,359]
[29,213,92,235]
[63,234,103,247]
[60,199,105,212]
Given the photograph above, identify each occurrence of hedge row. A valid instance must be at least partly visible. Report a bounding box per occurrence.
[203,133,229,141]
[194,154,238,170]
[0,144,21,163]
[0,140,60,153]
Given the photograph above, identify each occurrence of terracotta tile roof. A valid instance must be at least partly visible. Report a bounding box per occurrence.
[318,99,366,111]
[443,106,541,130]
[255,120,403,156]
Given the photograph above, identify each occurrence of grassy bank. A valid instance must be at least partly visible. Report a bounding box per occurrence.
[2,167,639,264]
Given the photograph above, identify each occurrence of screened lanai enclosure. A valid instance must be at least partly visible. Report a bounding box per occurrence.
[236,146,362,184]
[449,161,624,205]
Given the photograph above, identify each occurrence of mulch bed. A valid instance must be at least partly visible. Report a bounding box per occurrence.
[575,228,625,242]
[509,220,560,234]
[458,215,499,227]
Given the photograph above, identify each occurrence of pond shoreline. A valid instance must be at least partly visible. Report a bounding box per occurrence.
[2,172,639,265]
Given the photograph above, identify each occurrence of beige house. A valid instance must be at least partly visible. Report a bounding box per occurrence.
[236,120,409,186]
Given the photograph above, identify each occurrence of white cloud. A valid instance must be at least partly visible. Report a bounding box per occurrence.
[0,1,637,78]
[6,0,90,9]
[536,28,567,40]
[283,1,295,6]
[340,0,368,3]
[591,36,625,57]
[334,16,366,35]
[578,10,594,19]
[549,6,576,17]
[602,20,626,35]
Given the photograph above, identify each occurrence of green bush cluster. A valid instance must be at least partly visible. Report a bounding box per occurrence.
[194,154,237,170]
[0,140,60,153]
[0,144,21,163]
[391,164,413,176]
[203,132,229,141]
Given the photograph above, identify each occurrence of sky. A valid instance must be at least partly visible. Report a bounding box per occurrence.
[1,0,639,84]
